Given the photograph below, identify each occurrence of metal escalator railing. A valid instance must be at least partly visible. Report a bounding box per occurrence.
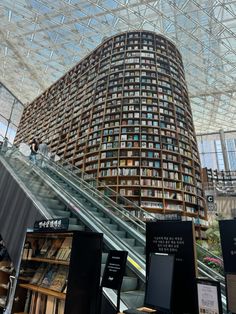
[0,145,146,310]
[1,147,145,266]
[38,151,228,309]
[51,152,225,272]
[47,154,226,280]
[0,141,225,273]
[0,139,226,302]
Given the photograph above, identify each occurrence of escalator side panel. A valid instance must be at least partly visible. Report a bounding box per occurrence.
[0,160,44,268]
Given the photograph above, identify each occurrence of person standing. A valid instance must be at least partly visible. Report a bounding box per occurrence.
[1,137,8,153]
[29,138,38,164]
[37,140,49,167]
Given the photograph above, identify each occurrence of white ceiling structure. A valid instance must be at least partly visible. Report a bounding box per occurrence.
[0,0,235,134]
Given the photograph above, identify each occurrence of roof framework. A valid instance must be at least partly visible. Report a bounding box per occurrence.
[0,82,23,140]
[0,0,235,133]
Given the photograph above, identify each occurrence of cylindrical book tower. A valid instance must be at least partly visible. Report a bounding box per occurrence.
[15,31,207,228]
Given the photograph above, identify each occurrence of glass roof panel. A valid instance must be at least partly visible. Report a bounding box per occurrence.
[0,0,236,133]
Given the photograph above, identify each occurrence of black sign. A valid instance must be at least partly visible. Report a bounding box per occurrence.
[219,219,236,273]
[101,250,127,290]
[207,195,214,203]
[146,221,197,314]
[34,218,69,232]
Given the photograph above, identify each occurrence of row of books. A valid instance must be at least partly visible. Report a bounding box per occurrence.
[23,291,65,314]
[30,264,68,292]
[22,237,72,261]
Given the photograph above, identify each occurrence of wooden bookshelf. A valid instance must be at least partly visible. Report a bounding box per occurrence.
[12,231,102,314]
[0,261,12,310]
[19,284,66,300]
[14,30,207,231]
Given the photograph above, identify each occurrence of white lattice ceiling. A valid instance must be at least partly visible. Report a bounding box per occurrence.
[0,0,235,133]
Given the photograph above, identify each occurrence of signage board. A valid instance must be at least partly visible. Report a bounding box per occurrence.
[101,250,127,290]
[207,195,214,203]
[196,279,223,314]
[206,195,217,211]
[146,221,197,314]
[34,218,69,232]
[226,273,236,313]
[219,219,236,273]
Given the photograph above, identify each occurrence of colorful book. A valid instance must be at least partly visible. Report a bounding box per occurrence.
[56,237,72,260]
[39,239,52,257]
[49,266,68,292]
[40,265,58,288]
[30,264,47,285]
[46,239,64,259]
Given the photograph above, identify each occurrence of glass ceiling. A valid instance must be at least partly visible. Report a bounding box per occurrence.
[0,0,235,134]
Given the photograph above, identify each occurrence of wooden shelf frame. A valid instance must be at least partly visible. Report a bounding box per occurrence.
[15,30,207,229]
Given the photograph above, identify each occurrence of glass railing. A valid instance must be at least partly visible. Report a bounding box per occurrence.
[0,138,226,283]
[0,139,146,310]
[41,152,226,283]
[0,143,146,265]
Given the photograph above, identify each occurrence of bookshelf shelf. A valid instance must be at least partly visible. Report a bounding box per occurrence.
[15,30,207,232]
[12,231,102,314]
[22,257,69,266]
[19,284,66,300]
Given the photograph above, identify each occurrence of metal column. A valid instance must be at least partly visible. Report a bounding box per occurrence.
[219,129,230,171]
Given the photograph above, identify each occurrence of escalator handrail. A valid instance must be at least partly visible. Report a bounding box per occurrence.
[2,142,147,233]
[38,152,227,291]
[1,138,226,288]
[43,157,147,233]
[3,149,146,277]
[2,148,146,259]
[56,155,163,220]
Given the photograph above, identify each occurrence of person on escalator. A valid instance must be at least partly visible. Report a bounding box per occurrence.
[1,137,8,154]
[37,140,49,168]
[29,138,38,164]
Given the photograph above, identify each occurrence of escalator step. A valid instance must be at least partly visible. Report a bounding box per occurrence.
[121,291,145,308]
[37,198,61,207]
[121,276,138,292]
[113,230,126,238]
[69,217,78,224]
[46,203,67,210]
[68,224,85,231]
[99,218,111,224]
[124,238,136,247]
[104,223,118,231]
[93,212,104,218]
[133,246,144,255]
[51,209,71,218]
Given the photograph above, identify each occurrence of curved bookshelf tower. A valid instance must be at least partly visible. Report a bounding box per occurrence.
[15,31,207,232]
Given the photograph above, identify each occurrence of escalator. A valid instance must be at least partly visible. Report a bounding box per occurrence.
[0,146,146,311]
[0,144,227,311]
